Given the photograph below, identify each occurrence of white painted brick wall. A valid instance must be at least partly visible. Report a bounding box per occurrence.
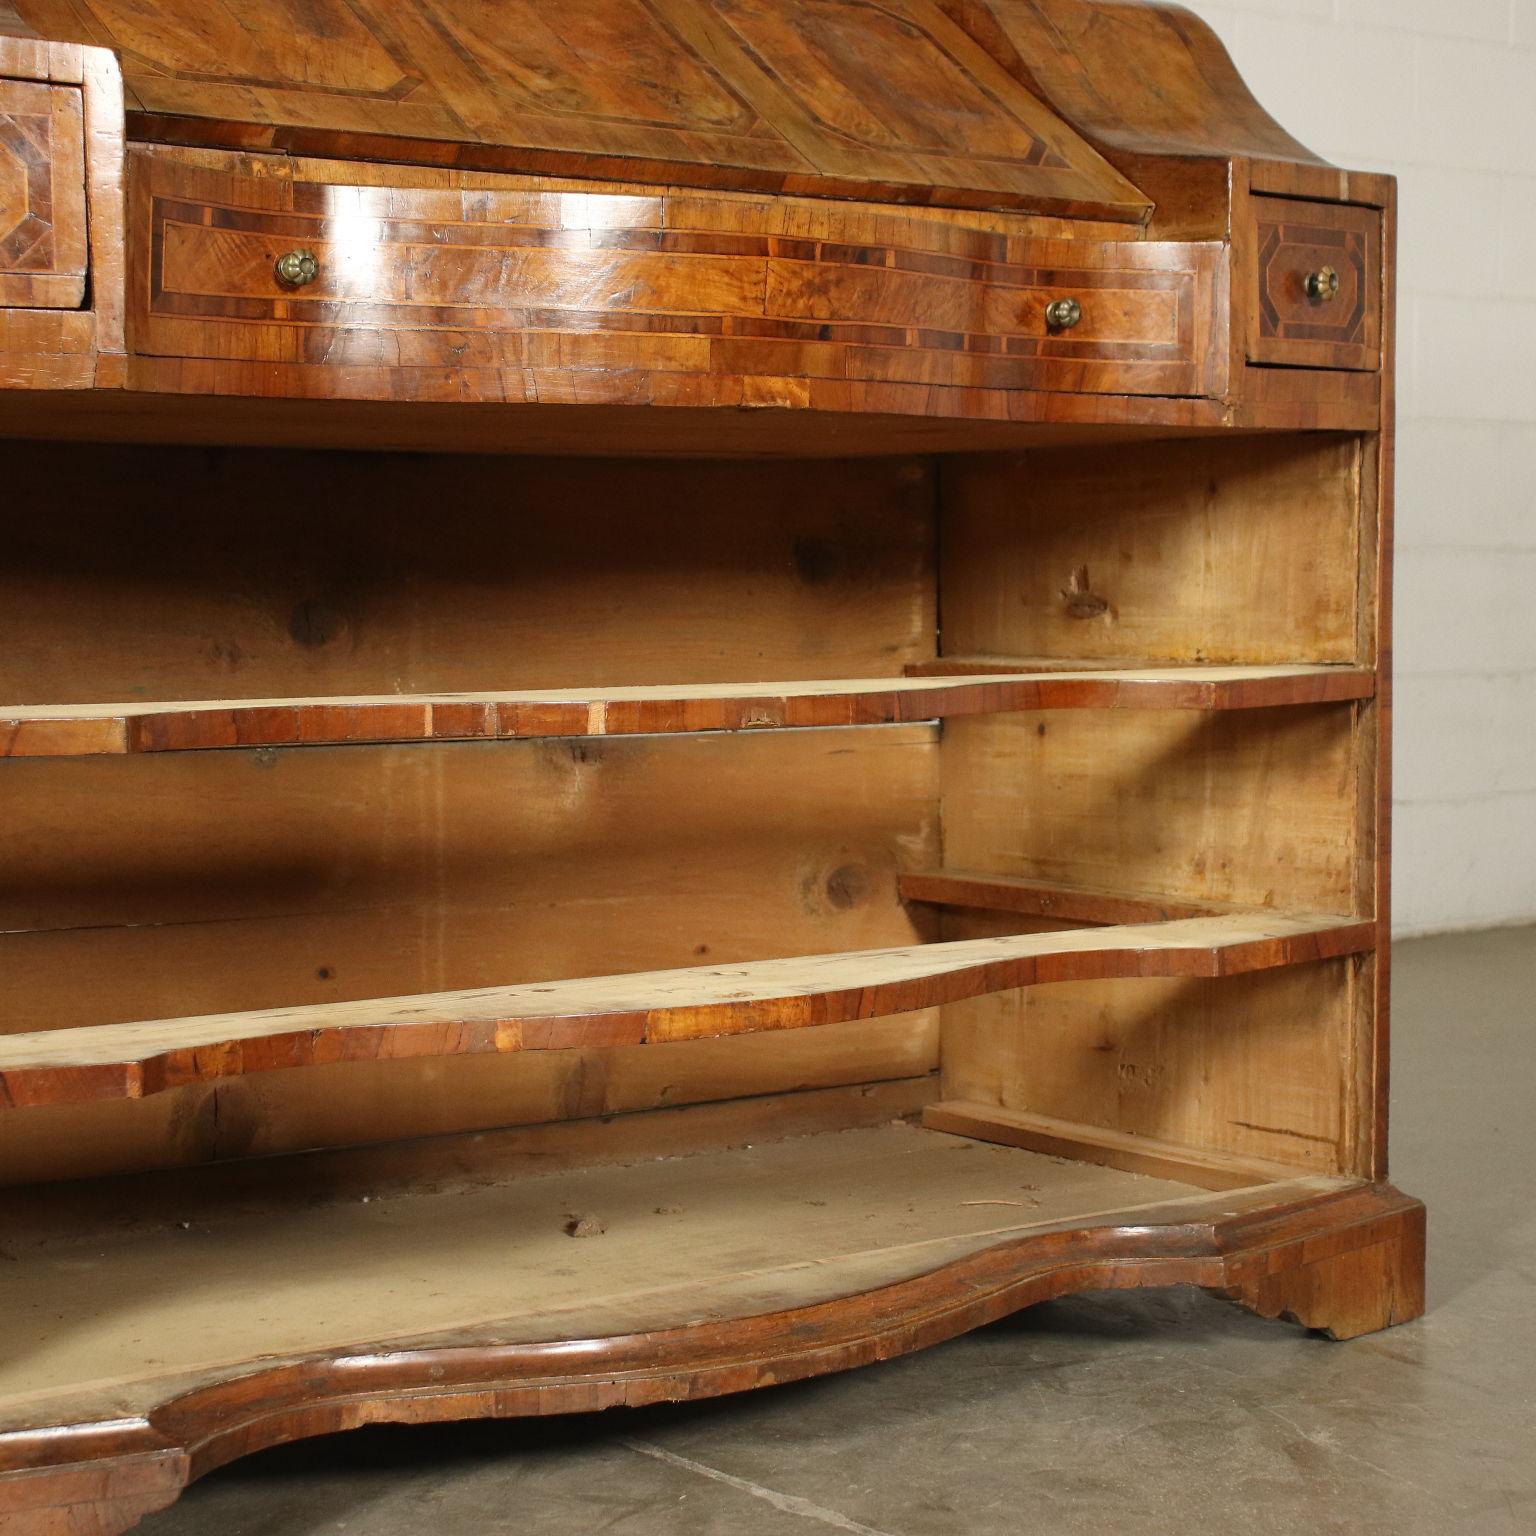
[1179,0,1536,934]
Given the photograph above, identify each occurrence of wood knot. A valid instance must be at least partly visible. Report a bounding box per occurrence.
[1061,565,1113,621]
[288,599,348,648]
[824,863,871,911]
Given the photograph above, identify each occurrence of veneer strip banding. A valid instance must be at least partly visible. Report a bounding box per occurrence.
[0,913,1375,1107]
[0,665,1375,757]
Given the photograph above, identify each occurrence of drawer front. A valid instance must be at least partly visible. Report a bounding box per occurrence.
[0,77,87,309]
[1250,195,1381,371]
[131,154,1226,401]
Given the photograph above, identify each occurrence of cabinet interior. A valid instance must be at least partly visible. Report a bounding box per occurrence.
[0,429,1376,1192]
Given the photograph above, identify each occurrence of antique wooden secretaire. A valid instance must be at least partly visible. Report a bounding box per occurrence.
[0,1,1421,1529]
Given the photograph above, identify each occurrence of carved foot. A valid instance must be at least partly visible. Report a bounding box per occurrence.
[0,1451,186,1536]
[1212,1187,1426,1341]
[0,1500,158,1536]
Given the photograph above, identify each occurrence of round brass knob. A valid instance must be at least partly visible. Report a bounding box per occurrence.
[1305,265,1340,303]
[1045,296,1083,330]
[274,249,319,288]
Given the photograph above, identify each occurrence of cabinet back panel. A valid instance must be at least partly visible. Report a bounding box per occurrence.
[1,1021,940,1186]
[0,722,940,1182]
[0,730,937,941]
[0,445,935,703]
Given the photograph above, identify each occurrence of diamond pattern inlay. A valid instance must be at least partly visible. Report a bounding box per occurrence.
[0,77,87,309]
[0,111,56,271]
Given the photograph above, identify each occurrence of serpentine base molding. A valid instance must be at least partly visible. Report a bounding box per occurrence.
[0,1141,1424,1536]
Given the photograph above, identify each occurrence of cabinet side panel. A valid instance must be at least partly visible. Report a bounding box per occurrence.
[939,435,1360,664]
[1362,181,1397,1181]
[936,430,1376,1175]
[942,706,1357,913]
[938,911,1355,1175]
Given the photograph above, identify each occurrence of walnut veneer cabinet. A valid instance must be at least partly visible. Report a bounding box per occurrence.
[0,2,1421,1529]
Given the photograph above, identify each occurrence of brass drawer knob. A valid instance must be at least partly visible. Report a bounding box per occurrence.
[275,249,320,288]
[1305,265,1340,302]
[1045,296,1083,330]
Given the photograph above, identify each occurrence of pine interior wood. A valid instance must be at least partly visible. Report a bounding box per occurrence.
[0,3,1417,1527]
[0,664,1375,757]
[940,707,1363,911]
[0,1114,1422,1536]
[933,907,1367,1177]
[0,1026,945,1185]
[0,911,1373,1108]
[0,447,937,705]
[936,434,1364,665]
[0,722,943,1182]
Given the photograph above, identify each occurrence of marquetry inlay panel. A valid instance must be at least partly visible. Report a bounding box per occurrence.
[1249,195,1380,372]
[0,76,87,308]
[10,0,1149,216]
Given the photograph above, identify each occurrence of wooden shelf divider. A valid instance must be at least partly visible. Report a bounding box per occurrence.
[0,665,1375,758]
[0,912,1375,1109]
[922,1102,1315,1190]
[899,870,1236,926]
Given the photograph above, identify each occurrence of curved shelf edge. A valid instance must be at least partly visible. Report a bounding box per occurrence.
[0,912,1377,1108]
[0,1180,1426,1536]
[0,666,1376,759]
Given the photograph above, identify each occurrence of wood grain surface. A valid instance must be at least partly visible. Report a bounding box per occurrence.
[0,720,942,1183]
[0,447,938,705]
[933,908,1364,1176]
[936,435,1364,665]
[936,0,1323,167]
[923,1100,1313,1188]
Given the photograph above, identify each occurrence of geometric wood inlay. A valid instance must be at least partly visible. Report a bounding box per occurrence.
[1249,194,1380,372]
[9,0,1151,216]
[0,77,86,308]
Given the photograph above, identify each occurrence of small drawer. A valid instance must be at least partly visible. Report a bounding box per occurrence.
[1249,195,1381,372]
[0,78,87,310]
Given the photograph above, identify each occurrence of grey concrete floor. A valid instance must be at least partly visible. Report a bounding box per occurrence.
[141,927,1536,1536]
